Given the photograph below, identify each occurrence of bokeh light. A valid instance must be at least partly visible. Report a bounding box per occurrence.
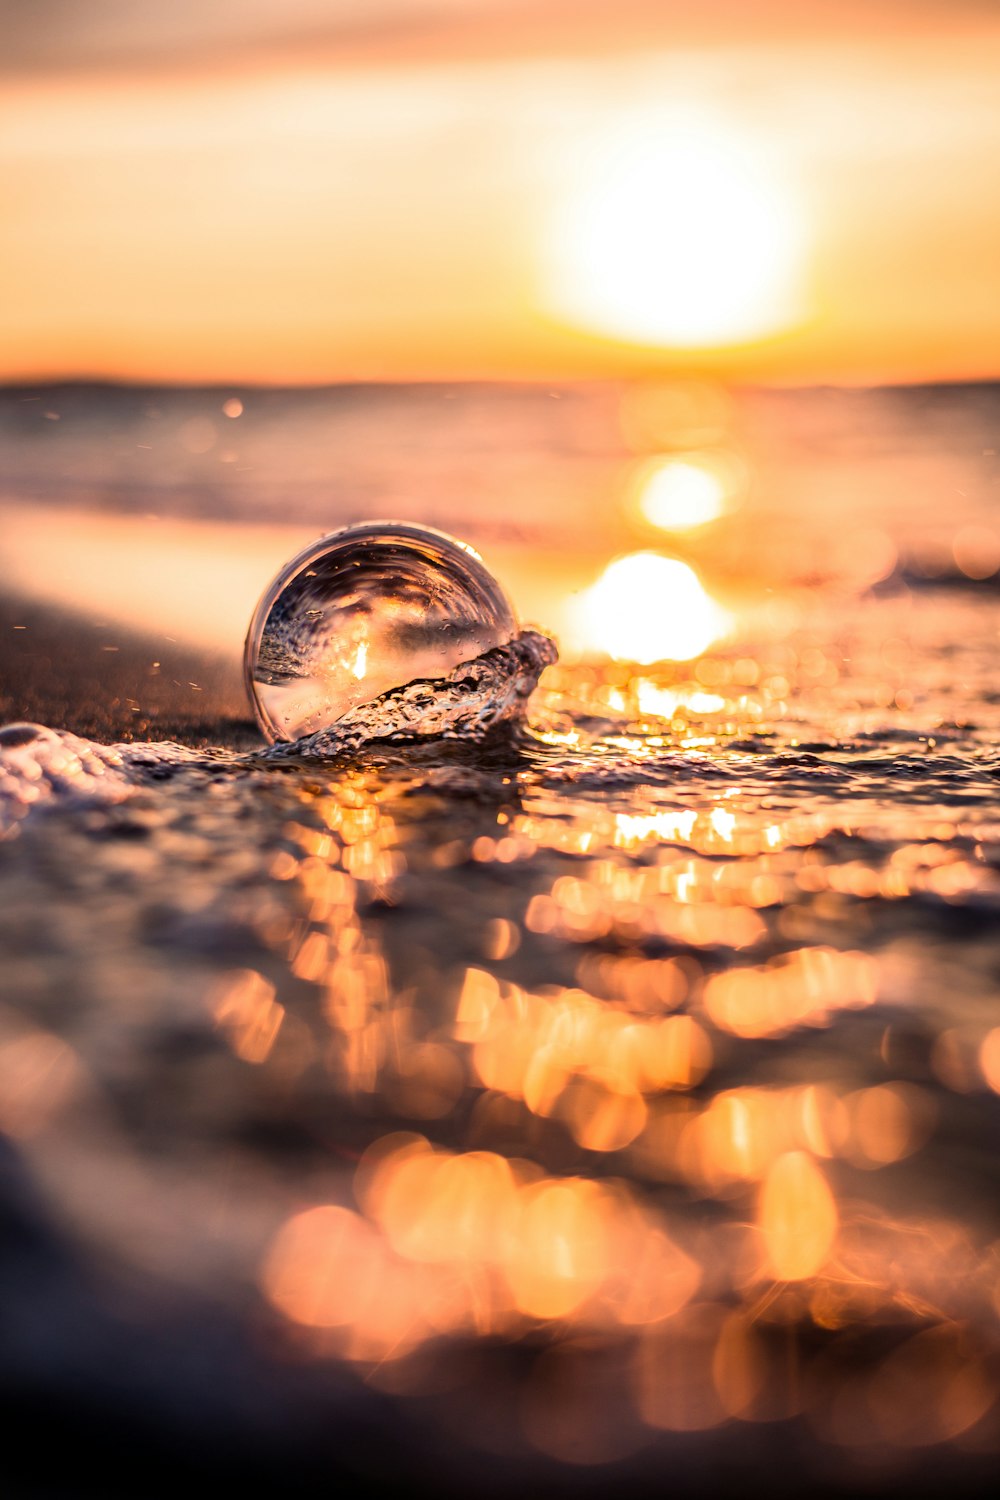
[634,454,731,531]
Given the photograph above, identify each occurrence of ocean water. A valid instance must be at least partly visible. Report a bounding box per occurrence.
[1,381,1000,1493]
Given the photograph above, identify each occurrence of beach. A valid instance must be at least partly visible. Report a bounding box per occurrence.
[2,381,1000,1494]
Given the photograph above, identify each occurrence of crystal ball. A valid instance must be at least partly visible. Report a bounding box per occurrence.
[245,521,518,743]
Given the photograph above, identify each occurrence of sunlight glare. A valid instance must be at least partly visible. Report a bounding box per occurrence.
[574,552,728,663]
[636,455,728,531]
[545,117,804,347]
[759,1151,838,1280]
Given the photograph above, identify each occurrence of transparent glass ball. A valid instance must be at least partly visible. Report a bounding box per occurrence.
[245,521,518,743]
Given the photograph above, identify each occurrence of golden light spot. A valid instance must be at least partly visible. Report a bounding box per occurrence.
[980,1027,1000,1092]
[468,979,711,1119]
[474,992,548,1097]
[454,966,501,1042]
[759,1151,838,1281]
[359,1137,450,1260]
[353,1130,429,1216]
[638,1016,713,1091]
[655,901,766,951]
[521,1043,570,1117]
[544,116,804,349]
[634,682,726,719]
[634,453,737,532]
[703,948,877,1039]
[291,931,331,982]
[351,640,368,680]
[360,1137,525,1278]
[798,1084,848,1159]
[532,726,583,748]
[683,1088,784,1187]
[505,1179,610,1320]
[261,1204,382,1328]
[638,457,725,529]
[577,952,693,1012]
[564,1079,648,1153]
[613,809,697,848]
[482,918,521,961]
[573,552,728,663]
[708,806,737,842]
[211,968,284,1063]
[350,1134,705,1345]
[222,397,243,418]
[268,849,300,880]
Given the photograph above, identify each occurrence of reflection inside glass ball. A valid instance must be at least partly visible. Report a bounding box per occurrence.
[245,522,518,743]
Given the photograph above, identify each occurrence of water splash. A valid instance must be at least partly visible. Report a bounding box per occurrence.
[0,630,556,830]
[263,630,556,762]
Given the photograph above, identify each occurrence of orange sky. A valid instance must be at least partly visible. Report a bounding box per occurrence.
[2,0,1000,385]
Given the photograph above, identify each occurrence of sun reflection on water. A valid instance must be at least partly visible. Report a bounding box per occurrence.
[7,573,1000,1481]
[632,451,743,532]
[572,552,730,663]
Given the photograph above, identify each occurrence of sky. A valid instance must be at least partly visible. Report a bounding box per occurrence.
[2,0,1000,385]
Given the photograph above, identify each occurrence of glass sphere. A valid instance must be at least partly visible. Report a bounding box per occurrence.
[245,521,518,743]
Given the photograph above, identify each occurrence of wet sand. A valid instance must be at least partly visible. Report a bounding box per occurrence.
[0,591,256,749]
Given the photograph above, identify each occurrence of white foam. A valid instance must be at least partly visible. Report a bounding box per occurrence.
[0,724,141,831]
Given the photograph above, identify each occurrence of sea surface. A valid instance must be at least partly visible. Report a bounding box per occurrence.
[1,380,999,1494]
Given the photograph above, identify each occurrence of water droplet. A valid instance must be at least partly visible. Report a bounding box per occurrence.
[245,522,519,744]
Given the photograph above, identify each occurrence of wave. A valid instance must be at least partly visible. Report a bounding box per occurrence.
[0,630,556,830]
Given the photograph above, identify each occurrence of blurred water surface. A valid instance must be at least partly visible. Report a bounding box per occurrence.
[1,380,1000,1494]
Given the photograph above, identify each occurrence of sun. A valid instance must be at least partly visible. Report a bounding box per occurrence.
[543,116,804,349]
